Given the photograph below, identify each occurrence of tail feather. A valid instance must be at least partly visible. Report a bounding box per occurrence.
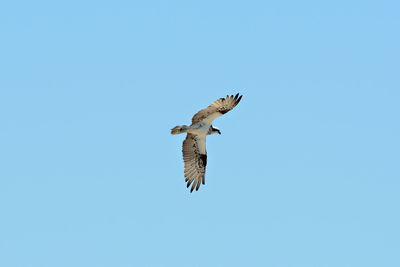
[171,125,188,135]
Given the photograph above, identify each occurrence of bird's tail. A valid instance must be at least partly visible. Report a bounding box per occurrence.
[171,125,189,135]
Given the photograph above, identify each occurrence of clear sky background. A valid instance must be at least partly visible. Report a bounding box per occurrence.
[1,1,399,266]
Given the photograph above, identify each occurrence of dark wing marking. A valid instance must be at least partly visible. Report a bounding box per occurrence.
[191,93,242,124]
[182,133,207,192]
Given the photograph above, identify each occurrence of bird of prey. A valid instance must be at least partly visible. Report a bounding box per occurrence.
[171,93,243,192]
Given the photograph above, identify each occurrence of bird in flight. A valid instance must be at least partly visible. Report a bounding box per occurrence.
[171,93,243,192]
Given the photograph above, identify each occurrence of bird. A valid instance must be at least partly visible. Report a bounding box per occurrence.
[171,93,243,192]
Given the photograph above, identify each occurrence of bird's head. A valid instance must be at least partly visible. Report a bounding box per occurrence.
[211,126,221,135]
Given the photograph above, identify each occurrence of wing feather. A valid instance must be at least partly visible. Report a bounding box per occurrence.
[191,93,243,124]
[182,133,207,192]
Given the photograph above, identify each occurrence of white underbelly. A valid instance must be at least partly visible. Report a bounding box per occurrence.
[187,122,210,135]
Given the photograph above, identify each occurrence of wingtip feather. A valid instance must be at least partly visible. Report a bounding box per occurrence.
[196,180,200,191]
[237,95,242,104]
[190,182,196,192]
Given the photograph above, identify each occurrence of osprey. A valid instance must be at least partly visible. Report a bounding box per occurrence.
[171,93,243,192]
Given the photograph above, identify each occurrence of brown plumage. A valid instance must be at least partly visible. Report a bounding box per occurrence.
[182,134,206,192]
[191,93,242,124]
[172,93,243,192]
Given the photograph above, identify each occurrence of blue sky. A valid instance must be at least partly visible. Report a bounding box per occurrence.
[1,1,399,266]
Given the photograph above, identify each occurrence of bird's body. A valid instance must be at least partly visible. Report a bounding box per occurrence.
[171,93,242,192]
[187,122,210,135]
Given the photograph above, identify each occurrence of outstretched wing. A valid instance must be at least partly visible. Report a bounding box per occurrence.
[182,133,207,192]
[191,93,243,124]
